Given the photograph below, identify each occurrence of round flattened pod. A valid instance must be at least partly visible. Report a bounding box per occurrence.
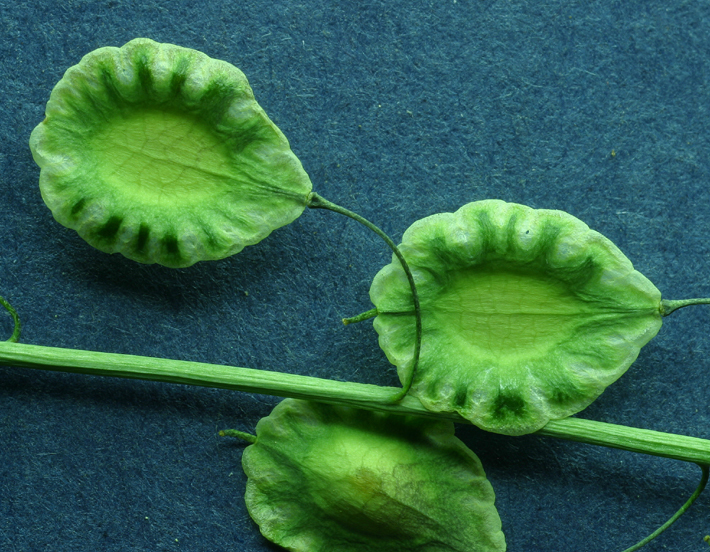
[30,38,312,268]
[242,399,506,552]
[370,200,663,435]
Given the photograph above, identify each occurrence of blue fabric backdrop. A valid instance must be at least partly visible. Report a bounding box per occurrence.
[1,1,709,551]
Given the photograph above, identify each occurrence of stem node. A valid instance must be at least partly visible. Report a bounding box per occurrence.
[307,192,422,402]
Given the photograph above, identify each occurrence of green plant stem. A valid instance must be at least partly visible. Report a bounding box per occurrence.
[537,418,710,465]
[1,341,710,466]
[621,464,709,552]
[661,298,710,316]
[307,192,421,402]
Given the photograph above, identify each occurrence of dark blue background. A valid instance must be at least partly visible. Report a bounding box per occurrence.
[1,1,709,550]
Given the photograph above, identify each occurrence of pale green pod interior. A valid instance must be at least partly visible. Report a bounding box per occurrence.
[242,399,506,552]
[370,199,663,436]
[30,38,312,268]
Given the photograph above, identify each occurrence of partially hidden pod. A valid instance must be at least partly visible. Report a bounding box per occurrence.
[242,399,506,552]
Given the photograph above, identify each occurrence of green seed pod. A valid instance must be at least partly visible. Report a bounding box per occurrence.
[370,200,662,436]
[241,399,506,552]
[30,38,312,268]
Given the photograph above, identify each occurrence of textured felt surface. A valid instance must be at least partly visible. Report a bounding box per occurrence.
[1,1,710,551]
